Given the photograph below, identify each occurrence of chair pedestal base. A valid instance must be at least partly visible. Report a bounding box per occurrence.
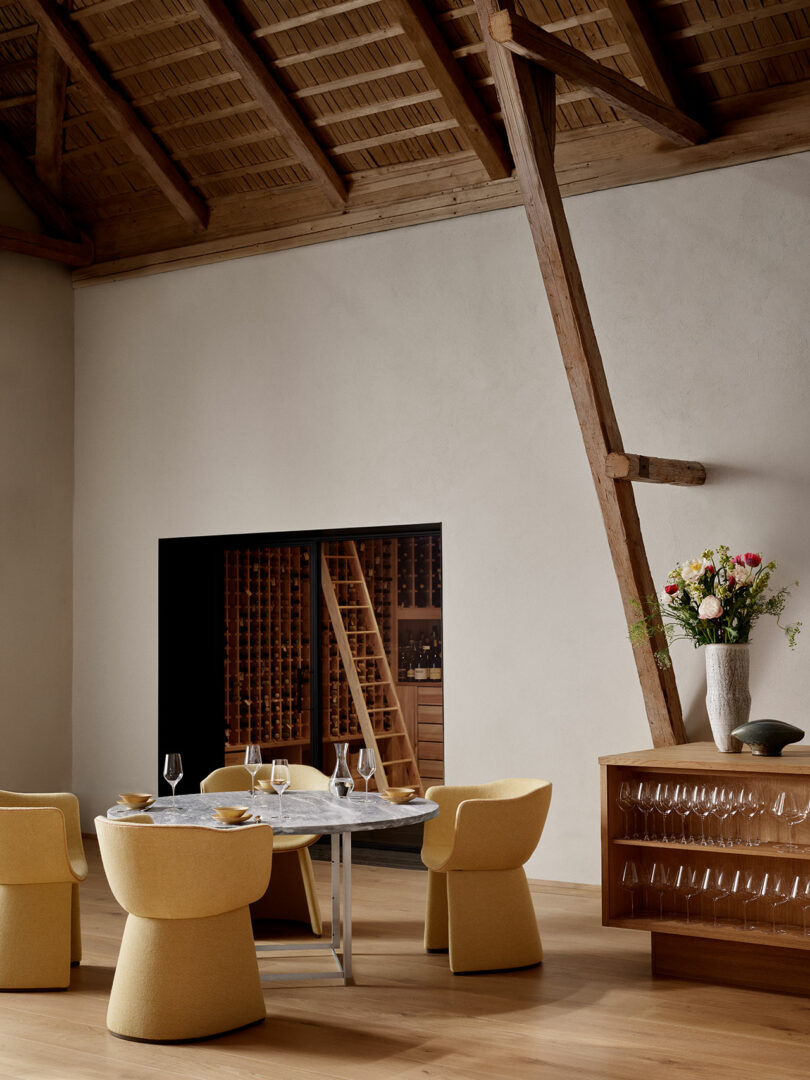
[0,882,73,989]
[427,868,542,974]
[108,906,265,1042]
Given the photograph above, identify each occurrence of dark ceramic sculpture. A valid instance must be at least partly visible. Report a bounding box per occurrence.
[731,719,805,757]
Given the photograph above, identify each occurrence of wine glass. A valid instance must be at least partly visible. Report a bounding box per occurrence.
[244,744,262,800]
[357,748,376,801]
[742,786,765,847]
[617,781,636,839]
[701,866,731,926]
[636,781,655,841]
[691,785,713,846]
[620,859,641,917]
[672,783,692,844]
[709,785,733,848]
[647,862,670,920]
[797,877,810,935]
[772,790,809,853]
[270,758,290,820]
[728,869,760,929]
[760,872,788,934]
[674,864,700,923]
[654,782,675,843]
[741,871,763,930]
[163,753,183,810]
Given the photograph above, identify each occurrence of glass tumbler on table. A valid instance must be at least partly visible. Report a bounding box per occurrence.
[163,753,183,810]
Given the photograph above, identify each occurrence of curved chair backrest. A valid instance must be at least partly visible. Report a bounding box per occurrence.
[0,791,87,878]
[0,807,78,885]
[95,816,274,919]
[424,779,552,872]
[200,763,330,793]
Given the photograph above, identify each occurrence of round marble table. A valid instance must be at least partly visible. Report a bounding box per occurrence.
[108,790,439,983]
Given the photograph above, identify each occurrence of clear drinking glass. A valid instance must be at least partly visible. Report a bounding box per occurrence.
[245,744,262,800]
[357,748,376,801]
[647,862,670,920]
[637,781,655,842]
[728,869,760,929]
[742,786,765,846]
[709,785,733,848]
[654,782,675,843]
[163,753,183,810]
[701,866,731,926]
[672,783,692,844]
[772,790,809,853]
[741,871,763,930]
[674,864,700,923]
[692,785,713,846]
[798,878,810,935]
[760,872,788,933]
[617,781,636,839]
[270,758,290,820]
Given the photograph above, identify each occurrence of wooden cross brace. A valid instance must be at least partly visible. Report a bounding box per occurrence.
[473,0,709,746]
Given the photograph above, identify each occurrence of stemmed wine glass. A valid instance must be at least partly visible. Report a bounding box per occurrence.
[637,781,655,841]
[163,753,183,810]
[647,862,670,920]
[654,782,675,843]
[270,758,290,820]
[709,786,733,848]
[771,790,809,853]
[701,866,731,926]
[672,783,692,844]
[245,744,262,800]
[796,877,810,935]
[357,748,376,801]
[760,872,788,934]
[692,785,713,846]
[742,786,765,846]
[620,860,641,917]
[728,869,760,929]
[674,864,700,923]
[617,782,636,839]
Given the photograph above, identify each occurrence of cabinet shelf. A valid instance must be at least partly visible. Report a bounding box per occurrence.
[611,838,810,860]
[607,912,810,950]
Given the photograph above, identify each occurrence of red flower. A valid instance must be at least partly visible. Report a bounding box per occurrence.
[664,584,679,595]
[729,575,736,588]
[705,564,715,575]
[744,553,762,567]
[734,555,745,566]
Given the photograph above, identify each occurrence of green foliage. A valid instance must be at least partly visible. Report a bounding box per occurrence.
[629,546,802,669]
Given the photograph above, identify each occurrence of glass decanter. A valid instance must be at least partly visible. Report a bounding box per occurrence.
[330,742,355,798]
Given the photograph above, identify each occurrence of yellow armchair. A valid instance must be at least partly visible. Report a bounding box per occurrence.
[96,815,274,1042]
[201,763,329,934]
[0,790,88,989]
[421,779,552,974]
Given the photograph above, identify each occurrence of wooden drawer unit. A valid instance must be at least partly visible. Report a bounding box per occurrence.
[417,686,444,784]
[601,742,810,996]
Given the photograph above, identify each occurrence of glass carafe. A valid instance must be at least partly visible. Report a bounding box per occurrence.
[330,742,354,798]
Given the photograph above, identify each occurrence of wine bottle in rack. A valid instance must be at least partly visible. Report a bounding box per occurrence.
[414,639,429,681]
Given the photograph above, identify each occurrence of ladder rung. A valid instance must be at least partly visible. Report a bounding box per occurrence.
[358,680,386,687]
[339,604,369,609]
[382,757,411,766]
[366,706,396,713]
[346,629,376,634]
[373,732,400,739]
[324,555,351,559]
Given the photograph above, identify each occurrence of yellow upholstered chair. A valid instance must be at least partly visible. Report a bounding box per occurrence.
[96,816,273,1042]
[201,763,328,934]
[0,791,88,989]
[421,779,552,974]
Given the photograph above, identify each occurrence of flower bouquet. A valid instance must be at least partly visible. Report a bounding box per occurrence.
[631,546,801,752]
[630,546,801,668]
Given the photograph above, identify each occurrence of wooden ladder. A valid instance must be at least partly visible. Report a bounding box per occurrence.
[321,540,423,795]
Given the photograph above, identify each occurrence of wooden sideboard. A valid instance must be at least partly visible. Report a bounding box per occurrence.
[600,742,810,996]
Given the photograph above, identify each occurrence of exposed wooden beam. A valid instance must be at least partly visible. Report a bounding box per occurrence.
[488,8,706,147]
[17,0,209,230]
[604,0,689,109]
[0,222,93,264]
[474,0,686,747]
[382,0,512,180]
[606,453,706,486]
[187,0,347,209]
[0,130,82,239]
[35,9,69,197]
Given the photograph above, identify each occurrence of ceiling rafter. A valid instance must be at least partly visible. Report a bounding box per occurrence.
[603,0,691,110]
[488,9,707,147]
[0,129,82,239]
[187,0,347,210]
[35,9,68,197]
[16,0,209,231]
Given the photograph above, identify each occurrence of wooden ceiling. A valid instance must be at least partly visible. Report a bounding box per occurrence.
[0,0,808,284]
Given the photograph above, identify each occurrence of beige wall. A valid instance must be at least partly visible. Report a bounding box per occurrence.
[73,152,810,883]
[0,177,74,792]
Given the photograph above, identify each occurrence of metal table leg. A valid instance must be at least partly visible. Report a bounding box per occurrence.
[256,830,352,984]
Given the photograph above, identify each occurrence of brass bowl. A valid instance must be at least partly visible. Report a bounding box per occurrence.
[117,793,155,809]
[213,805,251,823]
[381,787,416,805]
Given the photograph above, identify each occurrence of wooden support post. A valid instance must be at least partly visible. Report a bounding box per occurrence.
[35,5,68,196]
[474,0,686,747]
[606,453,706,486]
[488,8,706,147]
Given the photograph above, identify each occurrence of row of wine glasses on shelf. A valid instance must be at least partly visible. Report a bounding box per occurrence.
[621,859,810,934]
[616,780,810,851]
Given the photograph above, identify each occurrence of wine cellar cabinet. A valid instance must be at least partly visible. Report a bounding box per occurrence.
[601,743,810,996]
[223,533,443,789]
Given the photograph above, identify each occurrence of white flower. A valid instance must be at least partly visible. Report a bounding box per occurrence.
[733,564,754,586]
[698,595,723,620]
[681,557,710,584]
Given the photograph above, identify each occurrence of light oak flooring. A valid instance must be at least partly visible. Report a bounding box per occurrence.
[2,839,809,1079]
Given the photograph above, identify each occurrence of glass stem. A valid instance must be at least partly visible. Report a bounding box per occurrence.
[278,791,283,819]
[170,781,177,808]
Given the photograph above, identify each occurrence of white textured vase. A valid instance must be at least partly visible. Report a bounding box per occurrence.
[705,643,750,753]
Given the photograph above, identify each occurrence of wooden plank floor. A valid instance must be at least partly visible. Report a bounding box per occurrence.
[2,839,809,1079]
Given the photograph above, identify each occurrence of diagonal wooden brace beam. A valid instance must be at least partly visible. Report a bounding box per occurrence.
[0,130,82,240]
[474,0,686,747]
[188,0,347,209]
[18,0,209,231]
[0,223,93,265]
[604,0,691,110]
[35,18,68,197]
[488,8,706,147]
[606,453,706,486]
[382,0,512,180]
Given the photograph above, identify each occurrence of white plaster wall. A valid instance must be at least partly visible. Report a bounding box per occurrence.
[73,152,809,883]
[0,177,74,792]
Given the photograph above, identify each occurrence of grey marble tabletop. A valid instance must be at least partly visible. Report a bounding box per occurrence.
[107,789,439,835]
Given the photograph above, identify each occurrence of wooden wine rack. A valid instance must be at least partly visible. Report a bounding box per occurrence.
[223,546,311,763]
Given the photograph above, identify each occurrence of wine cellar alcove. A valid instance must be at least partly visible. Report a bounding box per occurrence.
[159,524,443,858]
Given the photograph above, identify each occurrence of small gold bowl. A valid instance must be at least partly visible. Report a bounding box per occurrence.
[256,779,273,792]
[381,787,416,805]
[117,793,155,809]
[213,805,251,823]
